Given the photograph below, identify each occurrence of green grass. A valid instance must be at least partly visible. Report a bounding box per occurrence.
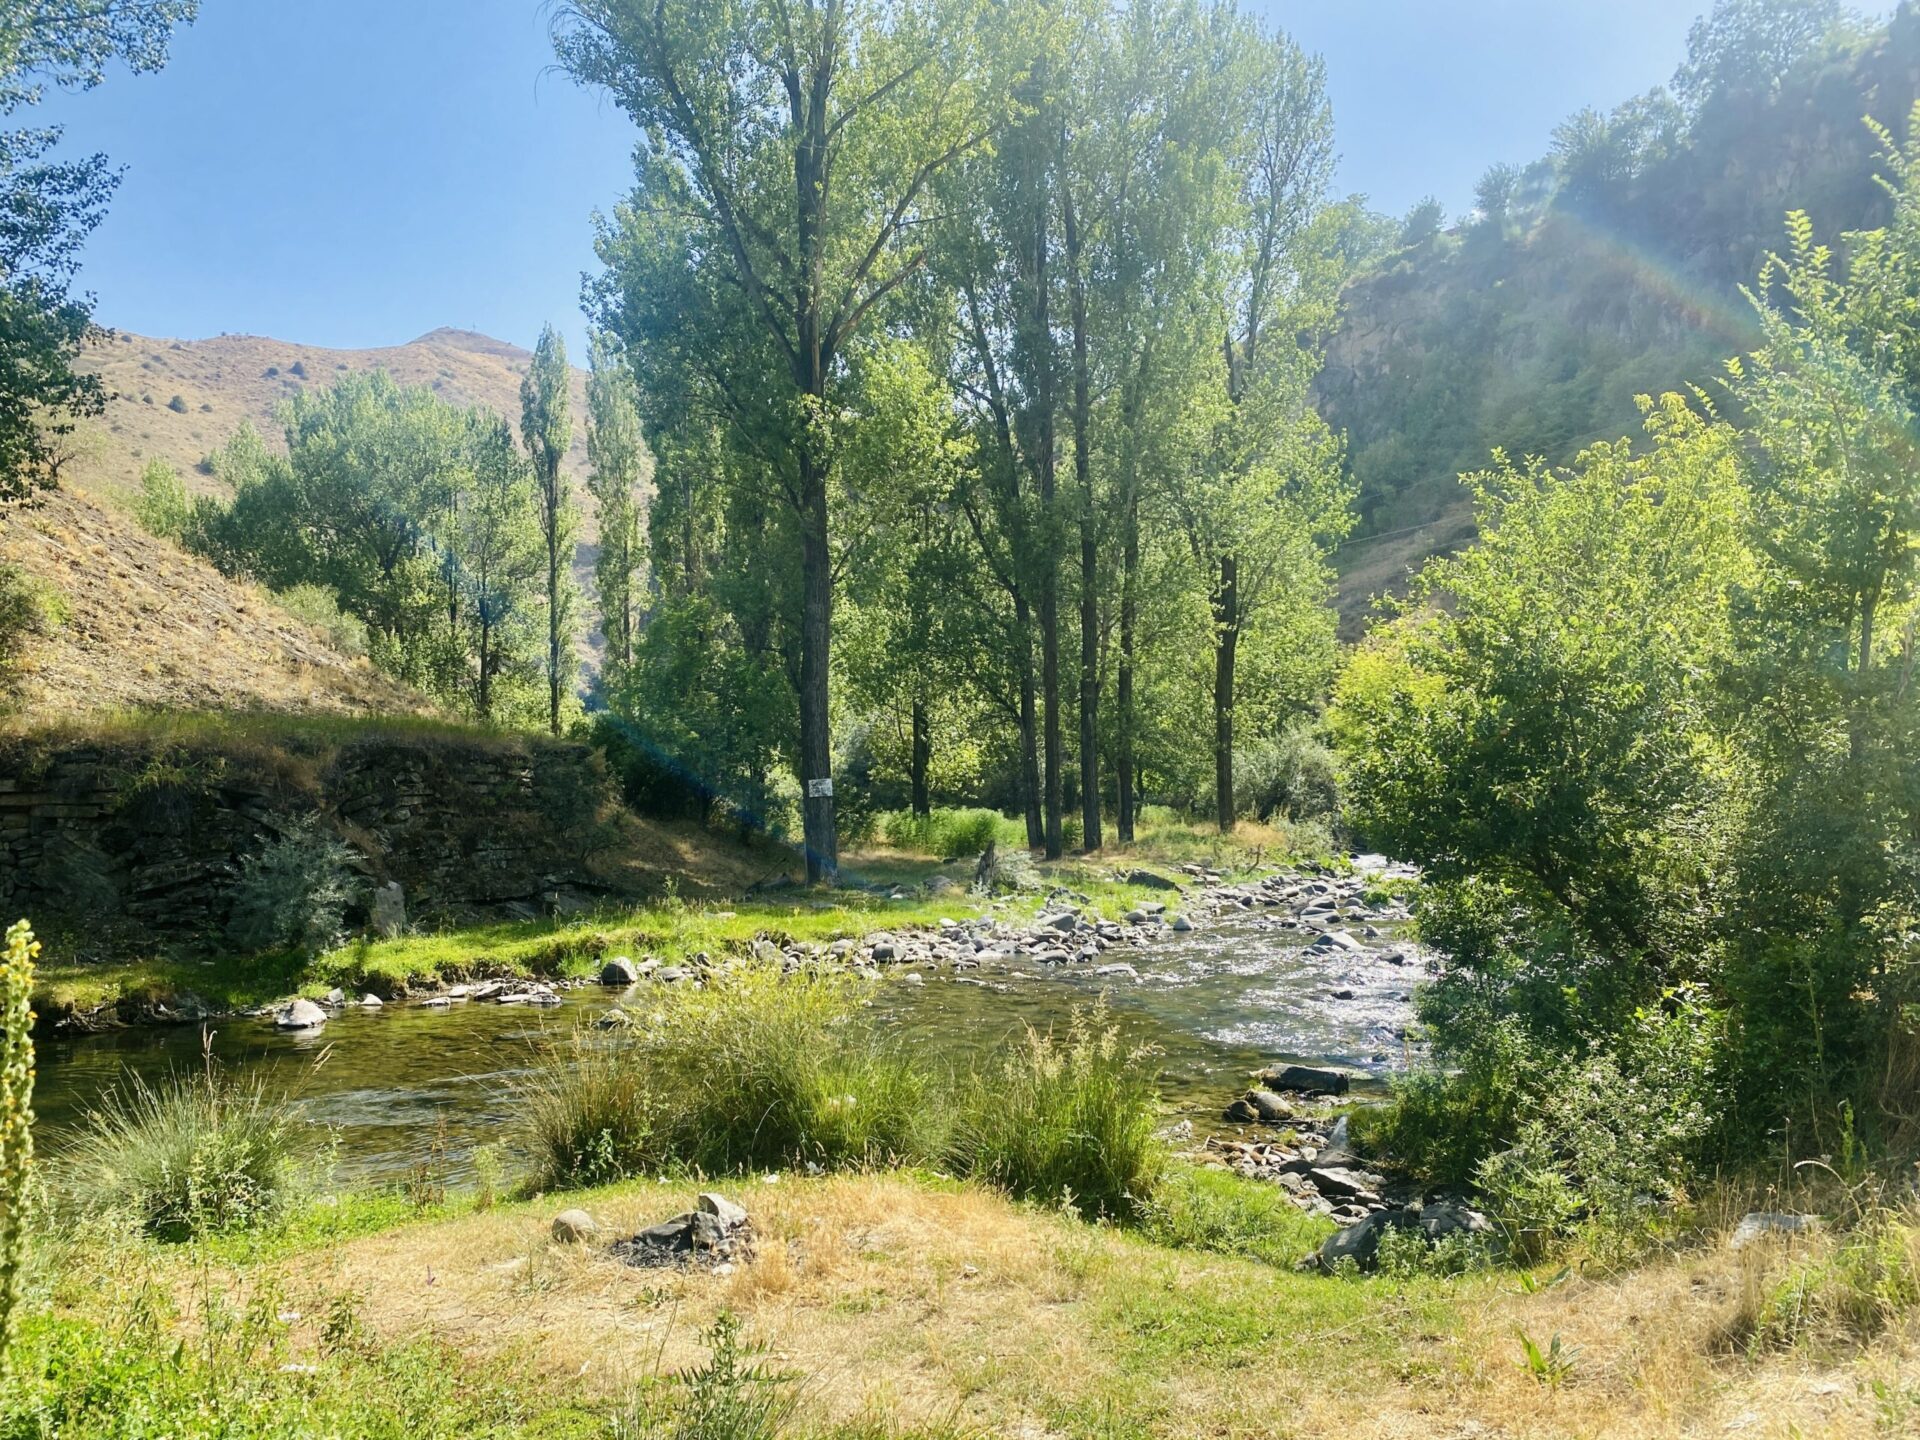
[55,1065,306,1241]
[950,1002,1166,1219]
[521,963,943,1187]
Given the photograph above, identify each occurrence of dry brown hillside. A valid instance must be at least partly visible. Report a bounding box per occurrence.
[0,485,434,720]
[70,326,592,504]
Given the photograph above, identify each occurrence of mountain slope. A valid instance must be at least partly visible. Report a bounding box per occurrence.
[68,326,592,504]
[1,485,433,719]
[1325,5,1920,626]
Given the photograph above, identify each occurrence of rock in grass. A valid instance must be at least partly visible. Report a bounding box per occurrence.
[600,955,639,986]
[1258,1063,1350,1096]
[551,1209,598,1244]
[276,998,328,1030]
[1311,1208,1418,1273]
[698,1192,750,1231]
[1731,1212,1822,1249]
[1122,869,1182,891]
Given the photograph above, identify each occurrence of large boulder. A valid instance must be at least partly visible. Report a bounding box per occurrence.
[1312,1209,1418,1272]
[1122,869,1182,892]
[600,955,640,986]
[1224,1089,1295,1125]
[1258,1063,1351,1096]
[370,881,407,938]
[275,998,328,1031]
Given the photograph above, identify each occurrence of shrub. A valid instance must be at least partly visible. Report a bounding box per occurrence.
[135,458,192,540]
[521,965,941,1187]
[879,807,1022,859]
[950,1004,1164,1218]
[60,1066,301,1240]
[166,394,188,413]
[1234,723,1339,822]
[272,582,369,658]
[226,815,356,956]
[1,920,38,1358]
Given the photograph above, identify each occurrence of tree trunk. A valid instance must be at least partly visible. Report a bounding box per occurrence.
[1064,185,1100,853]
[1117,483,1138,844]
[910,695,931,819]
[1016,596,1044,849]
[1034,180,1063,861]
[1213,553,1238,833]
[798,451,837,883]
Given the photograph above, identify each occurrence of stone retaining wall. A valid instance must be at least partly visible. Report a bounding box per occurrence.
[0,727,628,932]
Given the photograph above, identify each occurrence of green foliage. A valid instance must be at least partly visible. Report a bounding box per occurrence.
[133,458,190,539]
[0,2,197,501]
[226,815,355,957]
[0,920,37,1363]
[1233,723,1338,822]
[0,564,57,690]
[521,323,576,737]
[664,1312,798,1440]
[1743,1206,1920,1351]
[183,378,548,723]
[521,965,940,1187]
[59,1066,301,1241]
[1136,1166,1330,1267]
[272,582,367,658]
[950,1004,1164,1219]
[876,808,1024,859]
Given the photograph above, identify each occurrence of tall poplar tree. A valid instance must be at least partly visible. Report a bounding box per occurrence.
[521,324,576,736]
[557,0,1021,880]
[586,332,650,685]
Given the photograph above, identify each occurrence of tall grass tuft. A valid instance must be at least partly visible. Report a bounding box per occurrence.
[60,1057,304,1241]
[1,919,38,1360]
[522,965,942,1188]
[877,807,1024,858]
[950,1003,1164,1219]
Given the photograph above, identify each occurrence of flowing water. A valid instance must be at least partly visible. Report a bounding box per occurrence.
[31,894,1419,1185]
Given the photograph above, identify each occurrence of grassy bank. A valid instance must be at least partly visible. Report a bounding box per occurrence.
[7,1167,1918,1438]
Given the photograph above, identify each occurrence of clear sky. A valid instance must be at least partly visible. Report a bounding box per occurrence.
[32,0,1898,355]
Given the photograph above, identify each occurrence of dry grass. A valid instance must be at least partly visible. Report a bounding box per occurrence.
[179,1173,1920,1439]
[0,485,433,720]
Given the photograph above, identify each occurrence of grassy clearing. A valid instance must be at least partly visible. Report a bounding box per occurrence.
[10,1168,1917,1437]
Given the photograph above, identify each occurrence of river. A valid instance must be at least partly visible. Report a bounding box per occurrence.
[31,875,1421,1185]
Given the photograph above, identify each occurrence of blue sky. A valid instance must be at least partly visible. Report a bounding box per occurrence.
[33,0,1896,354]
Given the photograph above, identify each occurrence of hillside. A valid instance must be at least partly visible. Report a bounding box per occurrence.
[1325,3,1920,624]
[68,326,592,504]
[0,485,433,720]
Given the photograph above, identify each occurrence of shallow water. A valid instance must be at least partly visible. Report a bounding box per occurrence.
[31,903,1419,1185]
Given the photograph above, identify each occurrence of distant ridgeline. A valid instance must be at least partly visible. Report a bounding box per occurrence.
[1322,3,1920,542]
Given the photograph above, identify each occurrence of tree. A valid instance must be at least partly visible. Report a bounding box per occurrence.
[586,332,650,686]
[453,416,544,721]
[521,324,576,736]
[0,0,197,499]
[557,0,1020,881]
[1674,0,1849,115]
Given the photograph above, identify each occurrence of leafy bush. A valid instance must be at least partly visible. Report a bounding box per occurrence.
[273,582,368,658]
[878,807,1023,859]
[1234,723,1339,822]
[950,1004,1164,1218]
[521,965,940,1187]
[226,815,356,956]
[166,394,188,413]
[60,1067,302,1240]
[134,458,193,540]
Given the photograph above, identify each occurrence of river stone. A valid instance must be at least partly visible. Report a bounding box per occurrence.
[359,994,383,1008]
[276,998,328,1030]
[323,988,346,1008]
[1417,1200,1493,1242]
[551,1209,598,1244]
[1307,1166,1383,1203]
[1169,915,1194,933]
[698,1192,750,1231]
[1093,963,1140,981]
[1309,930,1364,954]
[1311,1208,1418,1273]
[370,881,407,938]
[1258,1063,1351,1095]
[1224,1089,1294,1125]
[1122,869,1182,891]
[600,955,639,986]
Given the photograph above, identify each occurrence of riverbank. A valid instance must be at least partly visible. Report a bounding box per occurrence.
[9,1166,1915,1438]
[27,821,1332,1032]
